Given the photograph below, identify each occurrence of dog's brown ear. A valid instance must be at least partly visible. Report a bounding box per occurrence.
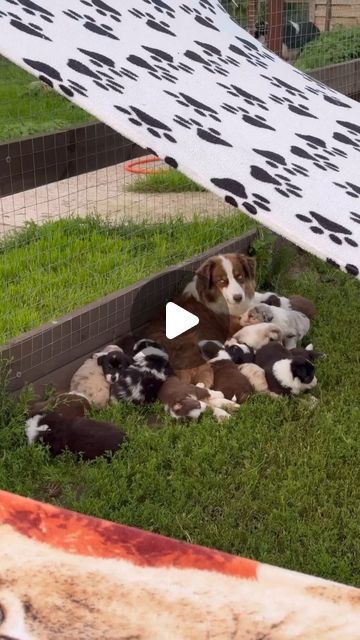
[235,254,256,281]
[196,257,216,289]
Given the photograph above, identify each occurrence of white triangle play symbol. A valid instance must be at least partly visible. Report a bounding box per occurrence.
[166,302,199,340]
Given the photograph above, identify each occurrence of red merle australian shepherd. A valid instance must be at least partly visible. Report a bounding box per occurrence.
[143,253,257,387]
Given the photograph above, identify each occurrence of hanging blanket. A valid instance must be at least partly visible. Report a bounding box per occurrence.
[0,0,359,277]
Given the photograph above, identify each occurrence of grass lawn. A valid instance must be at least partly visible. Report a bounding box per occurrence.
[0,217,359,586]
[128,169,205,193]
[0,58,94,141]
[295,25,360,71]
[0,214,253,344]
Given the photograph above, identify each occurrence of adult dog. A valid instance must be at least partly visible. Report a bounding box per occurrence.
[143,253,256,386]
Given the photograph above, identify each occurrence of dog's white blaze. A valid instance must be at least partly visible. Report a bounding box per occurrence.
[239,343,250,354]
[25,415,49,444]
[209,349,231,363]
[188,402,206,420]
[220,256,245,305]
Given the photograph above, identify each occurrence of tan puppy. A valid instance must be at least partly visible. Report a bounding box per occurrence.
[238,363,269,394]
[227,323,283,351]
[70,344,122,408]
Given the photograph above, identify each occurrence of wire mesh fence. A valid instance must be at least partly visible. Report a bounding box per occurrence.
[0,0,359,359]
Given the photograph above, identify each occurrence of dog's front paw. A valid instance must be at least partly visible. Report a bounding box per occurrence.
[212,407,231,422]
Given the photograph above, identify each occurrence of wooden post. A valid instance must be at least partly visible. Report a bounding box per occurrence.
[247,0,258,36]
[267,0,283,56]
[324,0,332,32]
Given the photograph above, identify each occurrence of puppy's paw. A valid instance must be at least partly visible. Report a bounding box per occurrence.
[208,389,224,399]
[212,407,231,422]
[196,382,205,388]
[209,397,240,411]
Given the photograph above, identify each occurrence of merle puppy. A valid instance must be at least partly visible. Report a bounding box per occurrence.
[255,342,318,396]
[110,339,172,404]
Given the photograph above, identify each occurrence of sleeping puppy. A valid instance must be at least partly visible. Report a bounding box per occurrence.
[111,340,172,404]
[253,292,316,320]
[225,342,255,364]
[255,342,317,396]
[25,412,126,460]
[70,344,124,408]
[29,392,90,419]
[97,349,132,384]
[158,376,239,422]
[238,363,269,394]
[199,340,252,404]
[227,323,283,351]
[240,303,310,349]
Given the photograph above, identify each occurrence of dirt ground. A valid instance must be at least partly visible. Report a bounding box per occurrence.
[0,156,231,235]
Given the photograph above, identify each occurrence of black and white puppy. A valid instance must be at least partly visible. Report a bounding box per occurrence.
[97,349,132,384]
[255,342,318,396]
[110,339,172,404]
[25,412,126,460]
[225,342,255,365]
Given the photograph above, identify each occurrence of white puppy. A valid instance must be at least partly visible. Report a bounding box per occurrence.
[226,323,283,351]
[240,303,310,349]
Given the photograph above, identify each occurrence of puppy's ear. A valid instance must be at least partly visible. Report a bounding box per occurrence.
[196,257,216,289]
[199,339,222,361]
[97,355,106,367]
[235,254,256,281]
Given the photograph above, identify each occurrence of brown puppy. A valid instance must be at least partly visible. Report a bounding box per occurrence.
[25,412,126,460]
[158,375,239,421]
[30,392,90,419]
[199,341,252,404]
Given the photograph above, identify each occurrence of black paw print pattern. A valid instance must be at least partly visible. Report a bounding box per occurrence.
[23,58,88,97]
[115,105,177,143]
[289,142,340,172]
[350,211,360,225]
[333,180,360,200]
[127,46,194,84]
[179,3,219,31]
[128,4,175,36]
[165,90,221,123]
[171,113,231,147]
[326,259,359,277]
[218,83,275,131]
[229,35,275,70]
[141,0,175,19]
[63,1,121,40]
[184,41,241,78]
[210,177,271,215]
[332,120,360,153]
[1,0,54,40]
[74,48,138,92]
[253,149,309,185]
[295,134,347,161]
[296,211,358,247]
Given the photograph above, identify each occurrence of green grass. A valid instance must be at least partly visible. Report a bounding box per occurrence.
[0,214,252,344]
[0,58,94,141]
[295,25,360,71]
[0,233,359,586]
[128,169,205,193]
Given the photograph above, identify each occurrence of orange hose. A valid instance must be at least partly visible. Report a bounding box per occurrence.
[125,155,165,175]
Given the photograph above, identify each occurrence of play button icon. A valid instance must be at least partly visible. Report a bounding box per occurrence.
[165,302,199,339]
